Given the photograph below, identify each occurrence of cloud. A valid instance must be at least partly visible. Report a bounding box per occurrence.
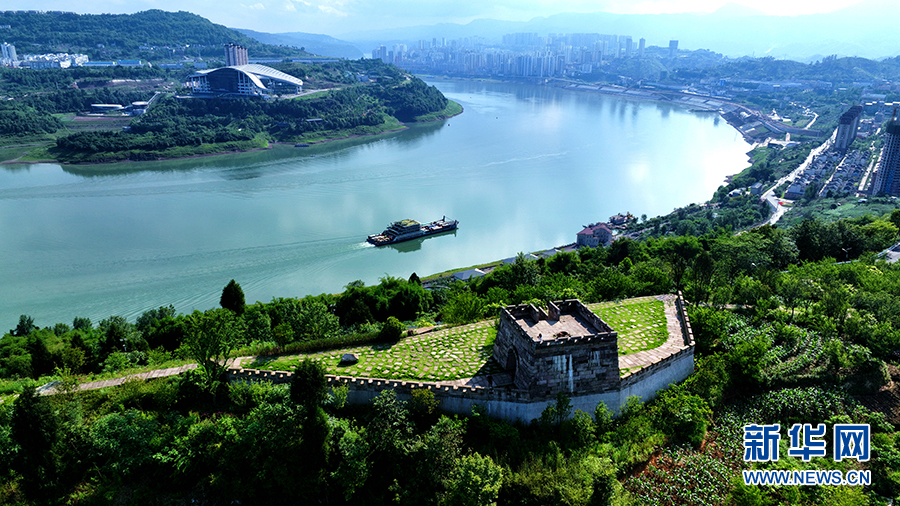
[284,1,296,10]
[317,4,348,16]
[242,2,266,10]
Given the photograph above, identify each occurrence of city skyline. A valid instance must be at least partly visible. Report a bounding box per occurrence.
[0,0,872,37]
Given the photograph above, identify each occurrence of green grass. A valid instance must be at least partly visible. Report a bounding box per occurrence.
[781,197,900,227]
[589,297,669,355]
[421,260,503,283]
[293,90,331,100]
[412,100,463,122]
[247,321,504,382]
[294,116,405,143]
[54,136,269,164]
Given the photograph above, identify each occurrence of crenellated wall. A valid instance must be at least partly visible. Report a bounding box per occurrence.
[227,294,696,422]
[493,299,620,396]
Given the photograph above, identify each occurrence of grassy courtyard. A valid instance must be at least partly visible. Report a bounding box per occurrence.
[245,296,672,382]
[588,297,669,355]
[246,321,504,382]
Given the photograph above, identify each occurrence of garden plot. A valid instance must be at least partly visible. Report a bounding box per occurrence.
[588,297,669,355]
[249,321,504,382]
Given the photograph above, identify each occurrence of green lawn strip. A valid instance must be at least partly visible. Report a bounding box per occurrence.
[248,322,503,382]
[588,298,669,355]
[293,90,331,100]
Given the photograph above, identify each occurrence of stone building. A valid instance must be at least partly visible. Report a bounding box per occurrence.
[492,300,620,397]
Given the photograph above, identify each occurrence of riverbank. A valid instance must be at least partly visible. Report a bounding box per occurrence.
[421,74,800,147]
[0,101,463,168]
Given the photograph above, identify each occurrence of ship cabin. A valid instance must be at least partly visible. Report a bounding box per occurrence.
[386,219,422,238]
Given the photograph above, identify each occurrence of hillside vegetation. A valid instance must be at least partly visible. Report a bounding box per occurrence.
[1,212,899,504]
[0,10,296,60]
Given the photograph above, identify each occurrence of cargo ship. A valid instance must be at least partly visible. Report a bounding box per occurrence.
[367,216,458,246]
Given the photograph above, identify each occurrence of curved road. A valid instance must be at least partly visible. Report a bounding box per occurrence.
[761,135,833,226]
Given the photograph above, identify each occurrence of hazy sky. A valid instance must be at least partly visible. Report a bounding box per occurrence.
[3,0,870,35]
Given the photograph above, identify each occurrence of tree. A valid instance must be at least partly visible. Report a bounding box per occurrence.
[220,279,246,315]
[99,315,145,358]
[183,309,239,393]
[11,314,36,336]
[658,236,702,290]
[444,453,503,506]
[294,299,340,342]
[136,304,176,335]
[72,316,92,330]
[290,358,328,408]
[11,386,61,502]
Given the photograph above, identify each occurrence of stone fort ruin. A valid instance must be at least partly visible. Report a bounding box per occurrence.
[493,300,621,398]
[228,295,695,421]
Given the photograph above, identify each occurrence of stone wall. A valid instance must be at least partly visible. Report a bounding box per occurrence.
[492,300,620,396]
[226,294,697,422]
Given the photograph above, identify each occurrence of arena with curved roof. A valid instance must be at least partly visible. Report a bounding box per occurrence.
[187,64,303,98]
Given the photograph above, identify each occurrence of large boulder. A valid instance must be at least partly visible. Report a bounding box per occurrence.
[340,353,359,365]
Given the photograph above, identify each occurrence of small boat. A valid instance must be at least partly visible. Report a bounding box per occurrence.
[367,216,458,246]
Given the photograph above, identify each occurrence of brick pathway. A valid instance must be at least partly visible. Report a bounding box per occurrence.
[617,295,689,375]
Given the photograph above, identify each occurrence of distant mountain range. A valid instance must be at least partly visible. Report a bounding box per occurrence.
[336,0,900,61]
[233,29,363,59]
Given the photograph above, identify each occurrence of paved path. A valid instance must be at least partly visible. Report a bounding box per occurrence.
[38,357,250,396]
[762,135,833,226]
[617,295,689,375]
[879,242,900,263]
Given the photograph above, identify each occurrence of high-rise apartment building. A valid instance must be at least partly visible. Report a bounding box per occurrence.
[668,40,679,58]
[1,42,16,64]
[224,44,249,66]
[638,38,645,58]
[834,105,862,153]
[872,120,900,196]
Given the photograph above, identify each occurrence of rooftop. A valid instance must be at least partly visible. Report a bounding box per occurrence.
[516,312,598,342]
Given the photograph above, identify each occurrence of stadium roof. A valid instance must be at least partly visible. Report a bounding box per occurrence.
[190,64,303,88]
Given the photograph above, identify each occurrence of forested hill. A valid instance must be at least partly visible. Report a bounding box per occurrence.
[0,10,297,59]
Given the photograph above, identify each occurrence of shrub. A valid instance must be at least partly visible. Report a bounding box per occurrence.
[687,305,728,353]
[409,388,438,418]
[653,389,712,448]
[379,316,404,341]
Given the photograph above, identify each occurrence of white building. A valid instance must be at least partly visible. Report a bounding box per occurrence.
[187,64,303,98]
[1,42,16,66]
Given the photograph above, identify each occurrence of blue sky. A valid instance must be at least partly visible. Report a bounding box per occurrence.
[3,0,869,35]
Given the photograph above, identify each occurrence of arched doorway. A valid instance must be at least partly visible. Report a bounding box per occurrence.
[506,348,518,382]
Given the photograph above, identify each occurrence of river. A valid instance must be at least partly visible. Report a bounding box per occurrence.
[0,80,750,329]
